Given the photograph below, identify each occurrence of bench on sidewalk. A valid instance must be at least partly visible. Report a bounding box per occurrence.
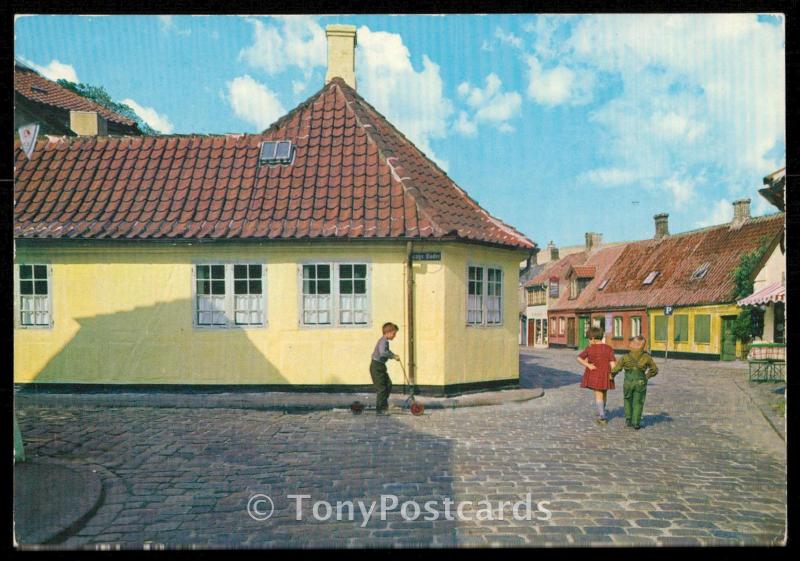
[747,343,786,382]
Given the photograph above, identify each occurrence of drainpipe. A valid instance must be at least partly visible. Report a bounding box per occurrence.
[406,241,416,390]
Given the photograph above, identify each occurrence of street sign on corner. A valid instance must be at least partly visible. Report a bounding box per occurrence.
[411,251,441,261]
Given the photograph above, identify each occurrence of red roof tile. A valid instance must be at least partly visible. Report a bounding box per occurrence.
[587,214,784,309]
[570,265,597,278]
[15,64,138,127]
[549,245,629,312]
[14,78,533,250]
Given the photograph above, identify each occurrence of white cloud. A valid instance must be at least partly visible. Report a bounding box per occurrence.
[566,14,784,180]
[225,75,286,130]
[121,98,175,134]
[238,16,325,76]
[23,58,79,83]
[454,111,477,137]
[495,27,523,50]
[456,73,521,134]
[696,198,732,227]
[578,167,637,186]
[356,25,453,170]
[661,176,696,206]
[520,14,784,217]
[526,54,593,106]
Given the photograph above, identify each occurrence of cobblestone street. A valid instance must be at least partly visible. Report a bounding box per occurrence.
[16,348,786,548]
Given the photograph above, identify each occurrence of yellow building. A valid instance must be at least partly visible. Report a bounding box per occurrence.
[13,25,534,395]
[648,304,743,361]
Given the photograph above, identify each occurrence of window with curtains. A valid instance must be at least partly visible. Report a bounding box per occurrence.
[195,264,266,328]
[301,263,370,327]
[613,316,623,338]
[631,316,642,338]
[17,264,52,328]
[467,265,503,326]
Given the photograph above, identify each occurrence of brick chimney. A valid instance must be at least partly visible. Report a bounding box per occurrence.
[325,24,357,90]
[70,110,107,136]
[731,198,751,229]
[585,232,603,250]
[547,241,559,262]
[654,213,669,240]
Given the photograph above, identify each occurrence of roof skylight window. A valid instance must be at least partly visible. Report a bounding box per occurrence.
[691,263,710,280]
[260,140,294,165]
[642,271,659,285]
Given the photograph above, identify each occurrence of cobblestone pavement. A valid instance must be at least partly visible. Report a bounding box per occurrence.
[16,349,786,548]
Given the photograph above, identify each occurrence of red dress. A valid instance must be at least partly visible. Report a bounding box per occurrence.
[579,343,616,390]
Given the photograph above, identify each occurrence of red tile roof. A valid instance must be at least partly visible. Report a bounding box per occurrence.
[15,64,138,127]
[570,265,596,278]
[549,244,629,312]
[14,78,534,249]
[587,214,785,309]
[526,252,587,287]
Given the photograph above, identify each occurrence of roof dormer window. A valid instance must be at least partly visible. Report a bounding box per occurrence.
[691,262,710,280]
[598,279,609,290]
[642,271,659,285]
[31,86,48,94]
[259,140,294,165]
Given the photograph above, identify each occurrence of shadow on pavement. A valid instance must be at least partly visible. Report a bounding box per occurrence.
[605,407,673,427]
[519,354,582,390]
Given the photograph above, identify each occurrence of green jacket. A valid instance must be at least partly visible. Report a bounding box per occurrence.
[611,350,658,378]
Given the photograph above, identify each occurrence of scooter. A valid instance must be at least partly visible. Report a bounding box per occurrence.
[398,358,425,416]
[350,358,424,416]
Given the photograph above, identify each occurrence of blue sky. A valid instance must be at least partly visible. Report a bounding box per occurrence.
[15,14,785,249]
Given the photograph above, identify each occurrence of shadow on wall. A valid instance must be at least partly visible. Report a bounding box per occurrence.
[24,299,287,387]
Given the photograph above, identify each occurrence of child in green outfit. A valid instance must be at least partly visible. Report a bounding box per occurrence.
[610,335,658,430]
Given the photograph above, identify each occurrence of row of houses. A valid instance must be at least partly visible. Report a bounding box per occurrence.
[13,25,534,396]
[521,186,785,361]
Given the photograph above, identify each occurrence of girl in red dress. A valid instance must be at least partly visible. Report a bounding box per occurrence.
[576,326,617,425]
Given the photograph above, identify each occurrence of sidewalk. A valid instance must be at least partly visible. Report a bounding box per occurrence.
[14,459,103,546]
[15,386,544,413]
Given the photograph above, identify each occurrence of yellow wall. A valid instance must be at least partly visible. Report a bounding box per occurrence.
[442,244,522,385]
[648,303,742,357]
[14,240,523,389]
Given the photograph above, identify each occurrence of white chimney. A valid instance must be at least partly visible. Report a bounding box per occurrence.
[325,24,357,90]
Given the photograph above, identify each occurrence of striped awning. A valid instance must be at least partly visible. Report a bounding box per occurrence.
[737,281,785,307]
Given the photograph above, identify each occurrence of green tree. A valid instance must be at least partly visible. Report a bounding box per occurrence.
[730,237,771,343]
[57,79,158,135]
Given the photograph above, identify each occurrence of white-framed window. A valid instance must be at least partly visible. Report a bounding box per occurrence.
[559,317,565,335]
[16,264,52,328]
[467,266,484,325]
[467,265,503,326]
[631,316,642,338]
[233,264,265,326]
[338,263,368,325]
[613,316,623,338]
[194,263,266,328]
[486,267,503,324]
[302,264,332,325]
[301,262,370,327]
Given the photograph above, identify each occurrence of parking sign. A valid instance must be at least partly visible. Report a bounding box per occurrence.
[665,306,673,316]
